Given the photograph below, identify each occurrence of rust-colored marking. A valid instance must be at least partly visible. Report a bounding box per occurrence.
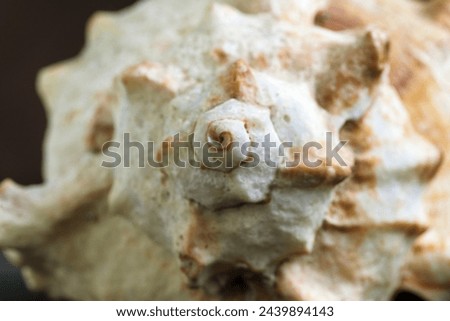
[220,59,257,103]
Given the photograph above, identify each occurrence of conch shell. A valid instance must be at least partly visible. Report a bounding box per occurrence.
[316,0,450,300]
[0,0,448,300]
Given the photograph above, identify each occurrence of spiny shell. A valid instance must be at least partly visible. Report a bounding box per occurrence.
[316,0,450,300]
[0,0,447,300]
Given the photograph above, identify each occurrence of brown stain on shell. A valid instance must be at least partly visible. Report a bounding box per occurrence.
[329,187,359,220]
[85,91,117,153]
[417,151,444,183]
[187,202,217,251]
[64,109,82,125]
[212,48,229,64]
[278,146,353,188]
[412,233,445,255]
[315,29,389,114]
[251,53,269,69]
[277,47,293,70]
[220,59,258,103]
[315,3,422,99]
[180,201,219,283]
[352,155,379,189]
[314,5,365,31]
[340,119,375,153]
[422,0,450,29]
[207,124,233,151]
[314,1,446,102]
[399,67,449,151]
[339,118,379,188]
[208,95,226,107]
[395,62,446,184]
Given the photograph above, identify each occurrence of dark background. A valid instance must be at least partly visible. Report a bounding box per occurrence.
[0,0,137,300]
[0,0,422,301]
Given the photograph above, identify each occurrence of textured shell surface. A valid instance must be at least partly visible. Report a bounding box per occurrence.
[0,0,449,300]
[316,0,450,300]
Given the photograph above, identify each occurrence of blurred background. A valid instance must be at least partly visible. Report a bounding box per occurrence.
[0,0,423,301]
[0,0,137,300]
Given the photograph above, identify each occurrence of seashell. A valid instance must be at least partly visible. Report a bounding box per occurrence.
[315,0,450,300]
[0,0,448,300]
